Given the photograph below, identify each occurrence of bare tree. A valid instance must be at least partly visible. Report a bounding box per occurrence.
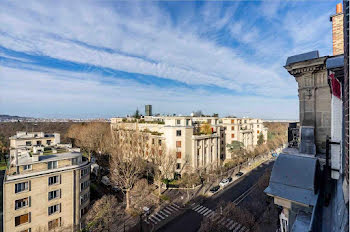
[85,195,123,232]
[149,140,176,202]
[67,122,110,161]
[181,172,201,202]
[109,129,147,211]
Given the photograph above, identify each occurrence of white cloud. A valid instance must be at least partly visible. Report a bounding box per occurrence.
[0,0,296,98]
[0,65,298,119]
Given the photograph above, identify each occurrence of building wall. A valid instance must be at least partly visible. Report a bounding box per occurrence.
[286,57,331,153]
[343,0,349,184]
[3,163,90,232]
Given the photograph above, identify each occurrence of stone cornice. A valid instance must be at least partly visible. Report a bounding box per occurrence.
[284,56,328,76]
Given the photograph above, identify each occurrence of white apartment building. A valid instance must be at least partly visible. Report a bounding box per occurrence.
[221,117,268,159]
[111,115,268,172]
[111,116,223,174]
[4,132,90,232]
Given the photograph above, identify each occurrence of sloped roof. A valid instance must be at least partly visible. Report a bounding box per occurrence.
[326,55,344,69]
[286,51,319,66]
[264,153,318,206]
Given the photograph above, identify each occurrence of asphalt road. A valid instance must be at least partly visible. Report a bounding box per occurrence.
[157,160,274,232]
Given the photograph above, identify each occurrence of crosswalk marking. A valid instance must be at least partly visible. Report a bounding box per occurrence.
[232,224,242,232]
[229,222,238,230]
[198,207,209,214]
[150,215,161,222]
[203,209,212,216]
[168,205,178,211]
[190,204,248,232]
[158,211,168,217]
[194,206,205,212]
[172,203,180,209]
[163,208,172,214]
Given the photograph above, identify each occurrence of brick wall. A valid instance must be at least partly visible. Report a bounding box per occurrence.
[333,13,345,56]
[343,0,349,183]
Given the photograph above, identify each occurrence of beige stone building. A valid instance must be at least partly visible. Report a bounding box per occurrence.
[111,116,223,174]
[220,117,268,159]
[111,115,267,173]
[3,133,90,232]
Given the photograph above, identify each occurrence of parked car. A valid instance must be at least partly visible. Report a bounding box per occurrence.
[209,185,220,193]
[227,177,233,182]
[101,176,111,186]
[219,178,229,187]
[235,172,244,177]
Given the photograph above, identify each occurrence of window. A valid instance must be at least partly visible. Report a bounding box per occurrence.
[176,152,182,159]
[231,134,235,138]
[152,139,155,145]
[48,218,61,230]
[15,197,29,210]
[231,126,234,130]
[25,141,32,146]
[46,140,51,145]
[257,130,260,134]
[244,120,247,123]
[72,158,78,165]
[176,130,182,136]
[231,119,234,124]
[80,168,89,178]
[257,125,260,128]
[176,163,181,169]
[48,161,58,169]
[15,213,29,226]
[48,190,60,201]
[186,119,190,126]
[176,141,181,148]
[15,182,29,193]
[80,180,90,191]
[48,176,59,186]
[48,204,60,215]
[81,206,88,217]
[36,141,41,146]
[176,119,181,125]
[158,140,162,145]
[23,165,32,171]
[80,192,90,205]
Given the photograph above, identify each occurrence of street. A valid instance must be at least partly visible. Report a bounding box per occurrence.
[157,160,274,232]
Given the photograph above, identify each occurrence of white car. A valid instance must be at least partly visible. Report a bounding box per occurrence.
[101,176,111,186]
[219,178,229,187]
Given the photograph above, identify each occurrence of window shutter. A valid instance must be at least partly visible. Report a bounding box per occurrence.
[60,203,62,213]
[29,181,31,191]
[60,175,62,184]
[29,197,31,207]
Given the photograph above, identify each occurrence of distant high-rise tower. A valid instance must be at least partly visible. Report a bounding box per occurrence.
[145,105,152,116]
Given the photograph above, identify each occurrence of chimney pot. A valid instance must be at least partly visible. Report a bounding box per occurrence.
[336,3,342,14]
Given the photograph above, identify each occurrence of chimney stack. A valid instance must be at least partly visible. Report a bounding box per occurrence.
[330,3,344,56]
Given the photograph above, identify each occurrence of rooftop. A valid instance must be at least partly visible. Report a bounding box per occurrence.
[17,152,82,166]
[285,50,320,66]
[265,153,319,206]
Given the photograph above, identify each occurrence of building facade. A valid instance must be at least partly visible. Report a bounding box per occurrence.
[111,115,267,173]
[220,117,267,159]
[3,133,90,232]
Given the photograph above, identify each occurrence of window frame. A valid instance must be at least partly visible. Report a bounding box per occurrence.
[48,189,60,201]
[48,175,60,186]
[15,182,29,194]
[15,197,29,210]
[48,161,58,170]
[176,141,181,148]
[23,165,32,171]
[48,204,60,216]
[15,213,30,227]
[176,130,182,136]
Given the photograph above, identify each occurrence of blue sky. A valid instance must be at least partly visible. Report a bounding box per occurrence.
[0,0,338,119]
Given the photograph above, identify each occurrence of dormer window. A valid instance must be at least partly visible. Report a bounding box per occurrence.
[48,161,58,169]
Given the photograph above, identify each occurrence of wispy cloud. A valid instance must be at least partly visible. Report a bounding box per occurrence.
[0,0,336,119]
